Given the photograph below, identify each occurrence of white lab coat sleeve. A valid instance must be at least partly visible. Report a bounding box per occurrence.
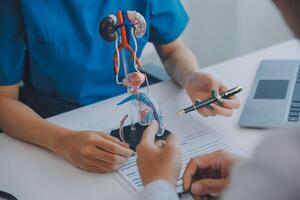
[222,131,300,200]
[138,180,179,200]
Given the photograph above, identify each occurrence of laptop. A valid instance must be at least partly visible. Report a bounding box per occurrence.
[240,60,300,128]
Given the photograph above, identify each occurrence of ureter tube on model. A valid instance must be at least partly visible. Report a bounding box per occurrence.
[121,48,136,131]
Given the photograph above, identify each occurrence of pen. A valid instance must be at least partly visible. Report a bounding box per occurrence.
[177,170,219,200]
[177,86,243,116]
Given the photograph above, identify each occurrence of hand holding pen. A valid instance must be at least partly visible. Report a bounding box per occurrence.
[179,151,240,199]
[184,72,241,117]
[179,86,243,116]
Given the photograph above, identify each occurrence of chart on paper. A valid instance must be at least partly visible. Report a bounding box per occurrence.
[118,121,242,197]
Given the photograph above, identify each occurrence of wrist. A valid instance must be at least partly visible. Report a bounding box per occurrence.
[183,70,200,90]
[51,128,74,156]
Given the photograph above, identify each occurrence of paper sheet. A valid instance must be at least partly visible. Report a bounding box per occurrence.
[118,115,242,196]
[72,95,242,198]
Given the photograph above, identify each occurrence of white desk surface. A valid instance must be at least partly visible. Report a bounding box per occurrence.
[1,39,300,200]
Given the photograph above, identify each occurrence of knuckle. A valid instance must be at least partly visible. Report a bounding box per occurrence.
[86,134,98,143]
[80,146,91,156]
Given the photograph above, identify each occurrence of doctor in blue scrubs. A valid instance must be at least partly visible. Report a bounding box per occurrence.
[0,0,240,173]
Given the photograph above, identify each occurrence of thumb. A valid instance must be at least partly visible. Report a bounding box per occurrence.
[140,121,158,146]
[165,133,179,149]
[191,178,228,195]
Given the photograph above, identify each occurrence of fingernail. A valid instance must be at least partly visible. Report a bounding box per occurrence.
[211,90,218,98]
[121,143,130,148]
[195,99,201,104]
[191,183,202,194]
[207,105,214,110]
[128,148,134,156]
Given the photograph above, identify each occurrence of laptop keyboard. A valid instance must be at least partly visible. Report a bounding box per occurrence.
[288,69,300,122]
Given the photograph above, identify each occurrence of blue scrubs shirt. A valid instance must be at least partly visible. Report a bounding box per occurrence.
[0,0,188,118]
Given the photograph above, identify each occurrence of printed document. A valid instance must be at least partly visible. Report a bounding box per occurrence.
[117,104,242,196]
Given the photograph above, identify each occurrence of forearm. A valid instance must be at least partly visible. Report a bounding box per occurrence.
[157,40,199,88]
[0,97,70,154]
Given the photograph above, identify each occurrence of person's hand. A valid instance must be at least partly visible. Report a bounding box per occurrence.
[185,71,240,117]
[136,121,181,186]
[183,151,240,198]
[58,131,134,173]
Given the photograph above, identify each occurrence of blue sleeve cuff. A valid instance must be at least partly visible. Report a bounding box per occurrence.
[148,0,189,44]
[0,43,25,86]
[138,180,179,200]
[150,14,189,45]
